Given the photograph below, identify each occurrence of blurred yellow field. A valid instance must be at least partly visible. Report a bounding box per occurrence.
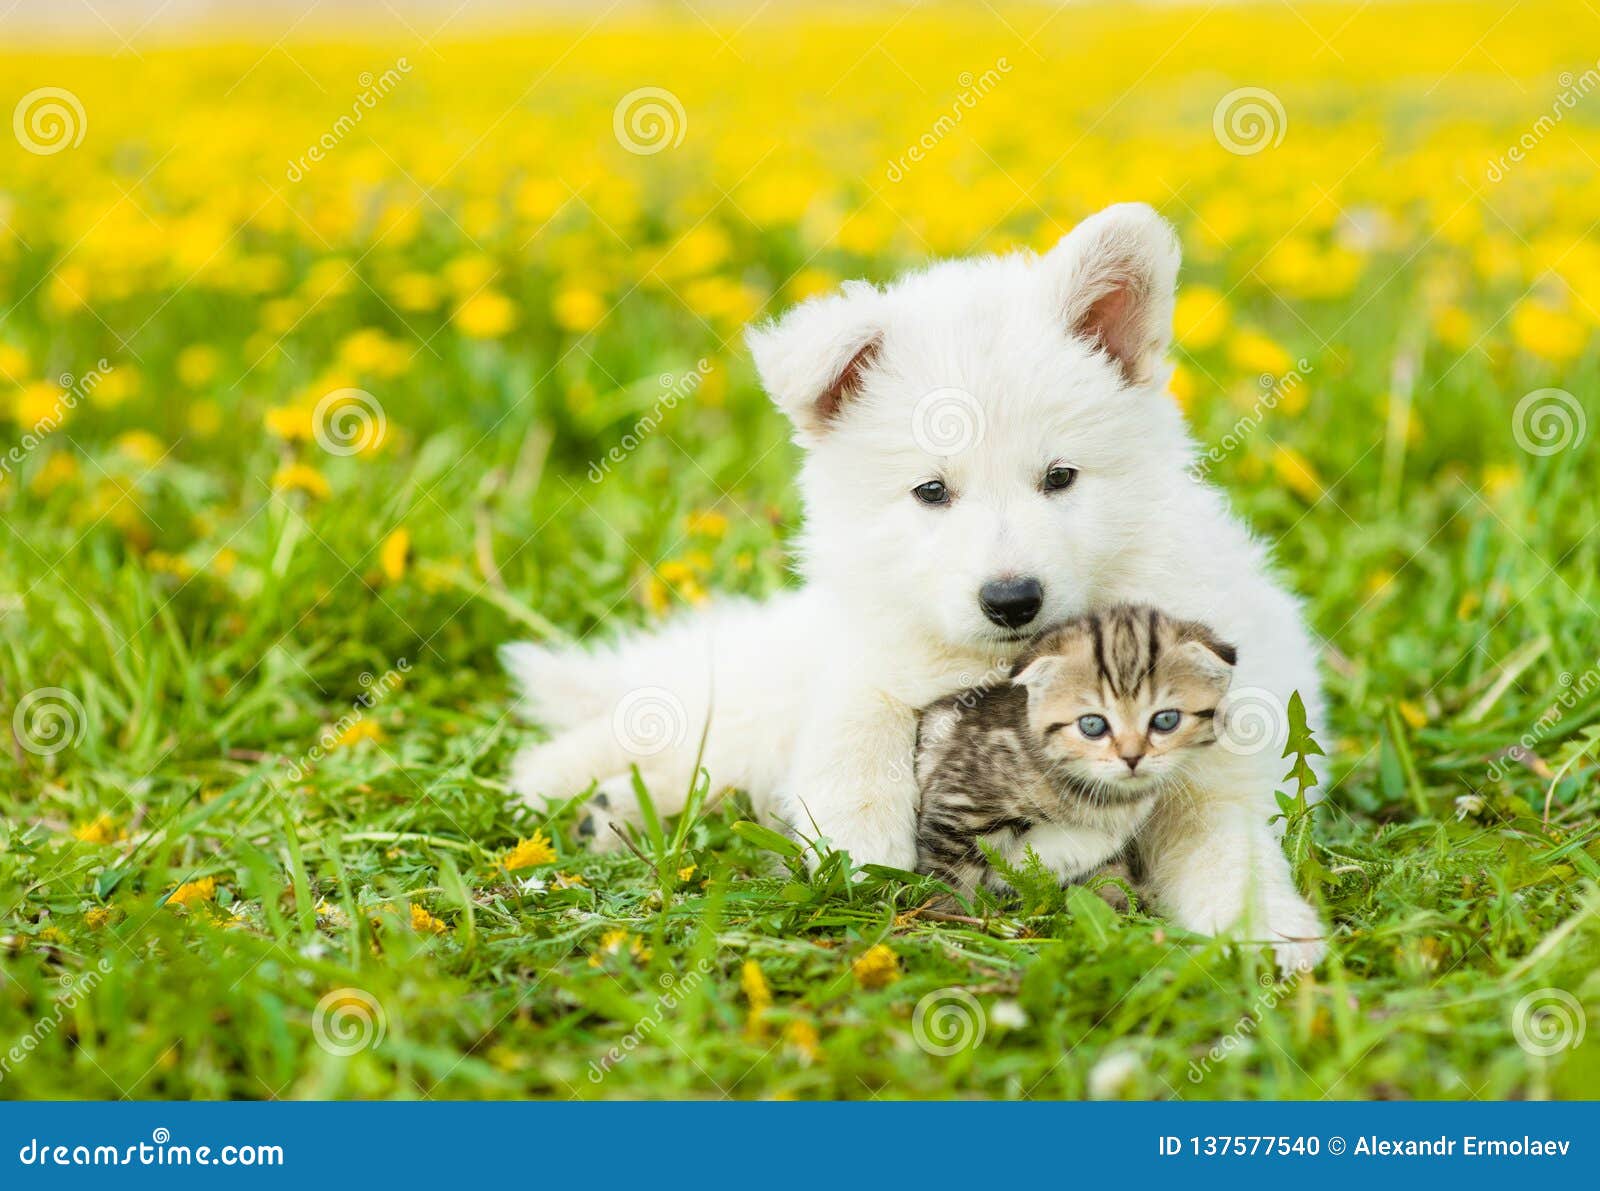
[2,2,1598,1103]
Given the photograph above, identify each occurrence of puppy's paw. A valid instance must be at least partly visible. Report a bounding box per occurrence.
[577,776,643,855]
[507,743,567,807]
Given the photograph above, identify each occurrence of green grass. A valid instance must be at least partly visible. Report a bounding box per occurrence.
[4,209,1600,1104]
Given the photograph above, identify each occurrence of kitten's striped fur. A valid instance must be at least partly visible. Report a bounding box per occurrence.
[914,604,1236,902]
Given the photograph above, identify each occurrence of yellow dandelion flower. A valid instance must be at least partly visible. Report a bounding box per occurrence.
[676,863,697,882]
[1173,286,1229,350]
[455,290,518,339]
[788,267,840,302]
[590,928,632,965]
[684,509,729,540]
[504,830,557,870]
[89,366,139,408]
[784,1019,821,1063]
[29,452,79,497]
[1431,305,1475,351]
[1482,463,1521,499]
[390,271,443,312]
[264,404,315,441]
[12,381,65,430]
[331,718,383,748]
[176,345,220,388]
[379,527,411,583]
[168,876,217,908]
[1228,329,1293,378]
[85,907,113,930]
[0,342,29,384]
[410,903,447,934]
[852,943,900,989]
[114,430,166,466]
[145,550,196,579]
[1271,446,1323,504]
[741,959,772,1034]
[1510,300,1587,362]
[551,286,606,334]
[444,254,498,295]
[1167,362,1197,409]
[272,462,331,499]
[188,399,223,437]
[73,814,122,845]
[339,328,412,378]
[652,559,708,608]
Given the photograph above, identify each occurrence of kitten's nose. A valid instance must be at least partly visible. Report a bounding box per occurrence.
[1121,754,1142,773]
[978,576,1043,629]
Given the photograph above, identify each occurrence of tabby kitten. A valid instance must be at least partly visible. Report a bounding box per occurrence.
[914,604,1236,902]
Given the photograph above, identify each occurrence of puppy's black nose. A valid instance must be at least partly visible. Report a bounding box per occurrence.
[978,577,1043,629]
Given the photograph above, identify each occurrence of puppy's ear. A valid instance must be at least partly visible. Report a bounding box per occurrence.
[746,281,884,440]
[1042,202,1181,387]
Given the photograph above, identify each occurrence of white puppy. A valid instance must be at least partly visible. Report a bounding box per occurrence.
[504,202,1326,971]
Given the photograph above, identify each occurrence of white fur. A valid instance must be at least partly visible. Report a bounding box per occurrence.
[504,202,1326,971]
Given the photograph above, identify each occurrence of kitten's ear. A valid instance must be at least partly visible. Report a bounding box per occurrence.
[746,281,885,442]
[1170,638,1236,696]
[1042,202,1181,387]
[1012,654,1065,693]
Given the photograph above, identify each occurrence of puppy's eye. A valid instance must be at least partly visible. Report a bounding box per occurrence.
[1042,464,1078,492]
[912,480,950,506]
[1077,714,1109,739]
[1150,709,1181,733]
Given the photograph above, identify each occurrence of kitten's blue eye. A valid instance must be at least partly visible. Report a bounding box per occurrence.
[1151,709,1181,733]
[1077,714,1109,739]
[1042,465,1078,492]
[912,480,950,505]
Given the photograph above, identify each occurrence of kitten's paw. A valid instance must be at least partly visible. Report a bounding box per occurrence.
[1088,862,1136,913]
[1266,896,1327,975]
